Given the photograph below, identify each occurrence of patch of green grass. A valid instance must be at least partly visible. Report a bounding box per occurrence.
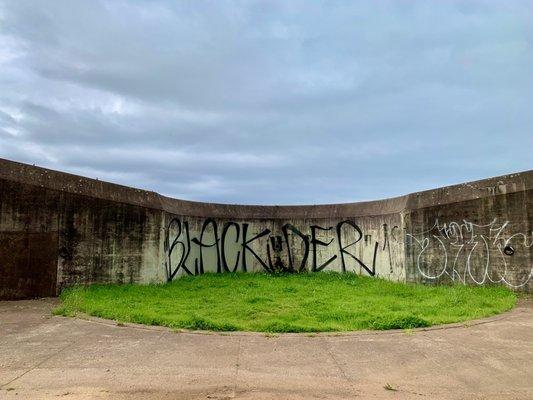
[54,272,516,333]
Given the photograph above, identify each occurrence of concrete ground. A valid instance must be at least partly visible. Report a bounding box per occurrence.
[0,299,532,400]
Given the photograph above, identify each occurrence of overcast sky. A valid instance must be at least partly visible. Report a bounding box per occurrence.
[0,1,531,205]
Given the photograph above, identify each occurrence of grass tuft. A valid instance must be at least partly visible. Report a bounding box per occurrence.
[55,272,516,333]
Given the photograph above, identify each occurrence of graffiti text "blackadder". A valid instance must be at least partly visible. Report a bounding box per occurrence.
[164,218,389,281]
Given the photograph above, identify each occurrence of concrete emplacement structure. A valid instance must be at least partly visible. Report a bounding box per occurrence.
[0,157,532,300]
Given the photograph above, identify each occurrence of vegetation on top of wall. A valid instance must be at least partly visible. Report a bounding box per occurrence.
[54,272,517,333]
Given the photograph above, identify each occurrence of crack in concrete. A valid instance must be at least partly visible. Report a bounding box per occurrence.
[320,337,360,396]
[232,337,242,398]
[1,341,74,389]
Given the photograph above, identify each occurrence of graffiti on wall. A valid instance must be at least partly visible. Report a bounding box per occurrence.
[164,218,400,281]
[164,216,532,288]
[407,219,533,288]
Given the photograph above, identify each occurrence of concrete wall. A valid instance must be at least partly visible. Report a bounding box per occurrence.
[1,157,531,299]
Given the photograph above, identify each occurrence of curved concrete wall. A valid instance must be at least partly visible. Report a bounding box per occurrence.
[0,157,531,299]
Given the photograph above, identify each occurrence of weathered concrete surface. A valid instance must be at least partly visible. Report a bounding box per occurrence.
[0,299,532,399]
[1,157,532,298]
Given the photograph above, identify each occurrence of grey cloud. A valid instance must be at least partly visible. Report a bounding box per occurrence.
[0,0,531,204]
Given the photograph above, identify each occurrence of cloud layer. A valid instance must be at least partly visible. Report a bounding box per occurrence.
[1,0,532,204]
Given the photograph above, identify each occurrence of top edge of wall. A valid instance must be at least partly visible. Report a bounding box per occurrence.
[0,157,531,219]
[404,170,533,211]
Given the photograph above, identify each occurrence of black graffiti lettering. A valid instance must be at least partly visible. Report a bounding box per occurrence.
[337,220,375,276]
[265,239,282,273]
[221,222,241,272]
[180,222,194,275]
[282,223,309,272]
[166,218,193,280]
[191,218,221,274]
[382,223,394,273]
[242,223,271,272]
[194,257,199,275]
[311,225,337,272]
[164,216,394,280]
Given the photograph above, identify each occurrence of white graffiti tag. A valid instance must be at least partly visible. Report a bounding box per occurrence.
[407,219,533,288]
